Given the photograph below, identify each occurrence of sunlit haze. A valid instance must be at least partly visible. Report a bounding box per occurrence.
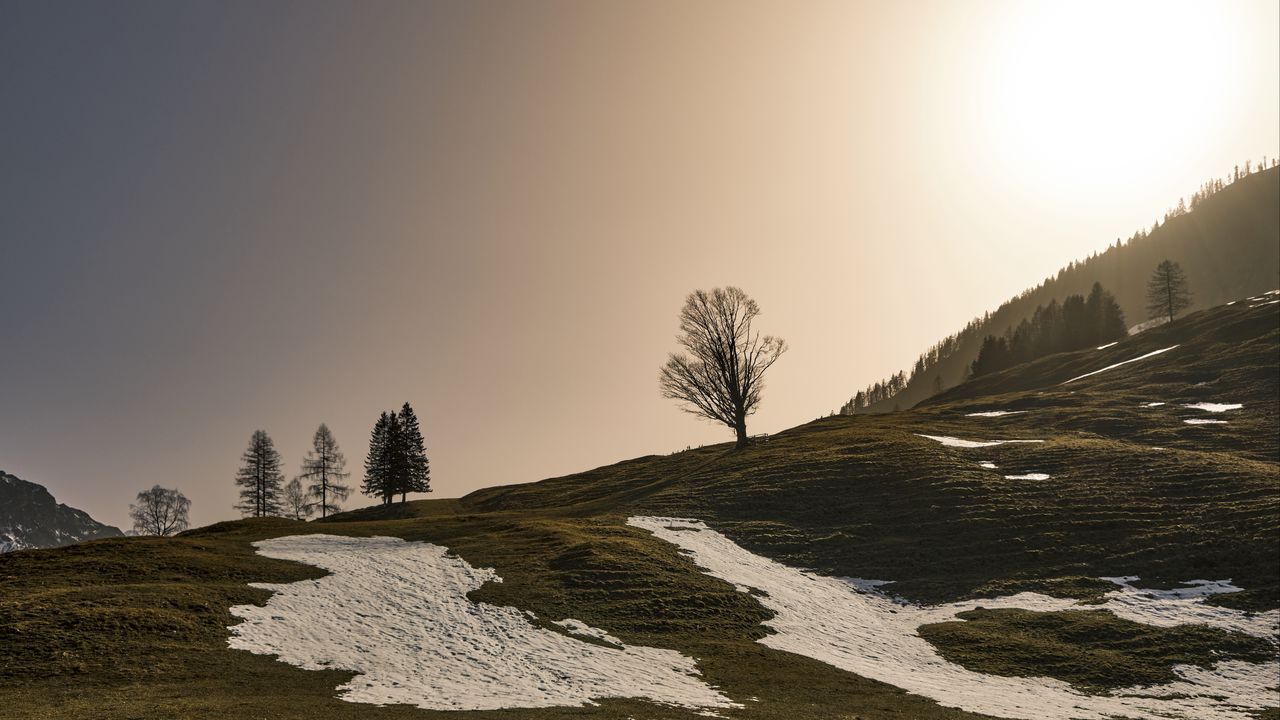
[1,0,1277,529]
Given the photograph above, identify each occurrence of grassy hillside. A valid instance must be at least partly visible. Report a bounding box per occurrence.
[847,166,1280,414]
[1,298,1276,719]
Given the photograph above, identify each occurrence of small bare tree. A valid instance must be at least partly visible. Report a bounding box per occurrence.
[129,485,191,536]
[1146,259,1192,323]
[659,287,787,449]
[283,478,313,521]
[298,423,351,518]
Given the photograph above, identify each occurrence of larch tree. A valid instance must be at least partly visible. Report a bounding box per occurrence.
[234,429,285,517]
[128,485,190,536]
[298,423,350,518]
[659,287,787,449]
[1146,260,1192,323]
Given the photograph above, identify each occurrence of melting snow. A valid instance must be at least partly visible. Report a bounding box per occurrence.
[1062,346,1179,384]
[1184,419,1228,425]
[978,462,998,470]
[1004,473,1051,481]
[1096,341,1120,350]
[965,410,1026,417]
[228,534,737,712]
[1141,402,1166,407]
[916,434,1044,449]
[1183,403,1242,413]
[629,517,1279,720]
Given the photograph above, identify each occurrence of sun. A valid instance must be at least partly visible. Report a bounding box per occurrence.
[978,1,1244,193]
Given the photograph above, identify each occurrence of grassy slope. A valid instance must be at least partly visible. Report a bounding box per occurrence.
[1,299,1276,718]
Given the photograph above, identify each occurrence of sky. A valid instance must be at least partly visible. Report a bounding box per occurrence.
[1,0,1277,530]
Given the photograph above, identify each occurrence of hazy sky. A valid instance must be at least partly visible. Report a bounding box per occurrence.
[2,1,1277,530]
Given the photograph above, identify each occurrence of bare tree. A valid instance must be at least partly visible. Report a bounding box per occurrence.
[659,287,787,449]
[128,485,191,536]
[298,423,350,518]
[282,478,313,521]
[1146,259,1192,323]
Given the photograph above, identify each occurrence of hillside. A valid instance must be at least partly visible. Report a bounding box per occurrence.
[845,166,1280,414]
[1,297,1277,719]
[0,471,122,553]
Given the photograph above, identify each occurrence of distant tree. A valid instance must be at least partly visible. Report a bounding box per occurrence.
[932,375,943,396]
[396,403,431,502]
[128,485,190,536]
[659,287,787,449]
[1085,282,1127,343]
[298,423,350,518]
[282,478,313,521]
[1146,260,1192,323]
[235,430,284,517]
[363,412,395,504]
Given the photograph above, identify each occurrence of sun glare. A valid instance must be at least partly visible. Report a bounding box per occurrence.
[982,1,1242,192]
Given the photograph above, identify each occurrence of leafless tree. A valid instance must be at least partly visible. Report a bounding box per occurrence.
[283,478,313,521]
[659,287,787,449]
[298,423,351,518]
[128,485,191,536]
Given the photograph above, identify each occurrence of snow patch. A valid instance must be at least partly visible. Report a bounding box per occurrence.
[1003,473,1051,481]
[978,462,998,470]
[628,516,1279,720]
[1183,403,1242,413]
[1141,402,1166,407]
[1096,341,1119,350]
[1184,419,1228,425]
[1128,317,1170,335]
[229,534,737,711]
[916,434,1044,449]
[964,410,1026,417]
[1062,345,1179,384]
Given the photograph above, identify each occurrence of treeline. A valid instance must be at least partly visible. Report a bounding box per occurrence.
[234,402,431,519]
[837,161,1280,415]
[969,282,1125,377]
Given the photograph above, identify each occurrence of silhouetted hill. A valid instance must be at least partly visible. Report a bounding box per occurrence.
[844,165,1280,414]
[0,471,122,552]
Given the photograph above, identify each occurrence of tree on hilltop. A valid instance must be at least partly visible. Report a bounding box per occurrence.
[362,404,431,504]
[659,287,787,449]
[129,485,190,536]
[298,423,350,518]
[235,430,284,517]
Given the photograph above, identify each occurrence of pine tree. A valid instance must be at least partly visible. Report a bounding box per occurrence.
[363,412,392,504]
[397,402,431,501]
[234,429,284,517]
[1146,260,1192,323]
[298,423,350,518]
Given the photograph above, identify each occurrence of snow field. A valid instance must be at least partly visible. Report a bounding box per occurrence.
[1062,345,1179,384]
[628,517,1279,720]
[228,534,737,712]
[916,434,1044,448]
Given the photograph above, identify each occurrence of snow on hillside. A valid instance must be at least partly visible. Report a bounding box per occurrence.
[0,471,122,553]
[1063,345,1179,384]
[916,434,1044,448]
[629,516,1279,720]
[228,534,737,712]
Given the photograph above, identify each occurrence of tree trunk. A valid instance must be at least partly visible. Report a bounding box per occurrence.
[734,418,748,450]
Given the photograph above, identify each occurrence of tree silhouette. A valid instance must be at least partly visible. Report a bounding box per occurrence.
[128,485,190,536]
[1146,260,1192,323]
[298,423,350,518]
[363,412,396,504]
[397,403,431,502]
[235,430,284,517]
[282,478,313,521]
[659,287,786,449]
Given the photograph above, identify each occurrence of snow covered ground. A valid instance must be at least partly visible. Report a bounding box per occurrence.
[228,534,737,712]
[629,516,1280,720]
[1096,341,1120,350]
[916,434,1044,448]
[965,410,1027,417]
[1004,473,1051,481]
[1063,346,1179,384]
[1185,419,1228,425]
[1184,403,1243,413]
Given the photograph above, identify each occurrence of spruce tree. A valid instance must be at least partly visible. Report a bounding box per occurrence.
[398,402,431,501]
[234,429,285,517]
[299,423,351,518]
[1146,260,1192,323]
[363,412,392,504]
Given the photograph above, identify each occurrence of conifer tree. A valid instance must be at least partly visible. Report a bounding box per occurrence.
[397,402,431,501]
[235,429,284,517]
[299,423,350,518]
[1146,260,1192,323]
[363,412,393,504]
